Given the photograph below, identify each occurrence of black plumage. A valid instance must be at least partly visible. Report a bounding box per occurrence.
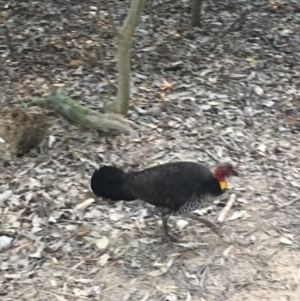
[91,161,238,242]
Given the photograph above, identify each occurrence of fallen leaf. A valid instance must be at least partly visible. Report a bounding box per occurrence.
[5,273,21,279]
[246,57,257,65]
[257,143,266,152]
[185,292,192,301]
[30,242,45,259]
[177,242,208,248]
[147,270,165,277]
[284,115,297,125]
[0,236,13,250]
[165,293,178,301]
[229,73,247,79]
[85,236,109,250]
[176,220,189,231]
[223,245,234,257]
[35,167,54,174]
[53,294,67,301]
[254,85,264,96]
[160,81,173,91]
[263,100,274,107]
[280,237,293,245]
[208,76,218,83]
[69,59,83,67]
[48,135,56,148]
[227,210,247,221]
[0,190,13,205]
[98,254,110,266]
[58,183,69,192]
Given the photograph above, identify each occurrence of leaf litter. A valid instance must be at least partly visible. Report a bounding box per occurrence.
[1,0,300,300]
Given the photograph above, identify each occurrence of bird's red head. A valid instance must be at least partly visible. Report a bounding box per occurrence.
[213,163,238,190]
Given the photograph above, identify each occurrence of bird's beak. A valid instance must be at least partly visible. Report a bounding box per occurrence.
[232,169,239,176]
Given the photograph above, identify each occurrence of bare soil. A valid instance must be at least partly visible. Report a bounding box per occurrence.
[1,0,300,300]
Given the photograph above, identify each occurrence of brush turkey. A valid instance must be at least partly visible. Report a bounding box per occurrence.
[91,161,238,242]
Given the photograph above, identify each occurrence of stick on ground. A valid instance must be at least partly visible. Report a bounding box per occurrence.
[217,193,237,223]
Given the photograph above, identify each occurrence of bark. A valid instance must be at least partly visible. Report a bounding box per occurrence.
[44,86,138,134]
[191,0,204,28]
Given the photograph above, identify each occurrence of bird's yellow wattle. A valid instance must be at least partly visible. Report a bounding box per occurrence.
[219,180,227,190]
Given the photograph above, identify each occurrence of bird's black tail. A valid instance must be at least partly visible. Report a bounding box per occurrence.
[90,165,136,201]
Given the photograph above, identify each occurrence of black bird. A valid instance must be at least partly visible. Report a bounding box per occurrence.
[91,161,238,242]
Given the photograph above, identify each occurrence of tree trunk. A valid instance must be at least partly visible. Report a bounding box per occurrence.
[191,0,204,28]
[112,41,131,115]
[104,0,145,116]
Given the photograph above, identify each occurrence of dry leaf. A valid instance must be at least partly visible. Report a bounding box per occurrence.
[257,143,266,152]
[48,135,56,148]
[147,270,165,277]
[160,81,173,91]
[177,242,208,248]
[223,245,234,257]
[69,59,83,67]
[227,210,247,221]
[0,236,13,250]
[165,293,178,301]
[185,292,192,301]
[280,237,293,245]
[5,273,21,279]
[0,190,13,205]
[208,76,218,83]
[284,115,297,125]
[85,236,109,250]
[53,294,67,301]
[246,57,257,65]
[98,253,110,266]
[263,100,274,107]
[176,220,188,231]
[254,85,264,96]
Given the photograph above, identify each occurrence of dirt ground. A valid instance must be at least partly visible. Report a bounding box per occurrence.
[1,0,300,300]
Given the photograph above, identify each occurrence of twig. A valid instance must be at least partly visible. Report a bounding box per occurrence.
[104,0,119,38]
[223,6,253,36]
[199,265,209,287]
[42,289,90,300]
[278,195,300,209]
[204,149,219,163]
[96,0,111,102]
[217,193,236,223]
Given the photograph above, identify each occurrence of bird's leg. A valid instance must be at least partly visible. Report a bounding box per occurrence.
[161,212,170,237]
[183,213,220,236]
[161,213,178,243]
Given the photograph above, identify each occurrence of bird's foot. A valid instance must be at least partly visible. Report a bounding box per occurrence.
[163,233,179,244]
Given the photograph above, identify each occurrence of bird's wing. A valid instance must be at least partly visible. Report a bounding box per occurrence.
[125,162,216,211]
